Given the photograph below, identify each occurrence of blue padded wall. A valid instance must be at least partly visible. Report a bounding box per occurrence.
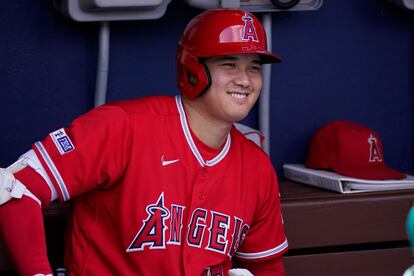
[0,0,413,178]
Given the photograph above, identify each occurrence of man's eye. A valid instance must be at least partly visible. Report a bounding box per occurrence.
[221,63,236,68]
[250,65,262,72]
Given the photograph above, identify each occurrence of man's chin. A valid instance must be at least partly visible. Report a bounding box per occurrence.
[226,112,250,124]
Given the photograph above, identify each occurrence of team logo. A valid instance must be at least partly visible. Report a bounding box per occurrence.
[368,134,382,162]
[127,193,250,257]
[127,193,170,252]
[242,14,259,42]
[50,128,75,155]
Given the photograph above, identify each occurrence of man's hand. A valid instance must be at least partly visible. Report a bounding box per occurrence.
[0,168,26,204]
[229,268,254,276]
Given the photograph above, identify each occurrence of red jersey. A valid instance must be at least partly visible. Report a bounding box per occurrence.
[32,96,288,275]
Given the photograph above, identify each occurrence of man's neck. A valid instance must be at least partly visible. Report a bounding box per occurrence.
[181,97,232,149]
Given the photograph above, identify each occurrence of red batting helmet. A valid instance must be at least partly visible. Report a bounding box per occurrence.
[177,8,282,99]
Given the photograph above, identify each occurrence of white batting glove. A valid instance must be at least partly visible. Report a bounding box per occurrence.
[228,268,254,276]
[0,168,27,205]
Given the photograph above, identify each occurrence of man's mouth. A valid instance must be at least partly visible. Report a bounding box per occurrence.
[227,92,249,99]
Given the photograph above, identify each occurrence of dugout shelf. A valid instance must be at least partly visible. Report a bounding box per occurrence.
[280,180,414,276]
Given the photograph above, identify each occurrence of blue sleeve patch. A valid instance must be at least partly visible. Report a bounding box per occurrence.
[50,128,75,155]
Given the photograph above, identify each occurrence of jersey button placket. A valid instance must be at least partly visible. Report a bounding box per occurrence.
[185,167,208,275]
[186,254,191,263]
[201,167,208,178]
[199,167,208,200]
[183,251,193,275]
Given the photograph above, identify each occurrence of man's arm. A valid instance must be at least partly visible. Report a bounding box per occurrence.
[0,166,54,276]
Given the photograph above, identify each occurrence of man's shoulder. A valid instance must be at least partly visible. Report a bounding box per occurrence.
[107,95,178,116]
[230,129,276,184]
[231,127,270,163]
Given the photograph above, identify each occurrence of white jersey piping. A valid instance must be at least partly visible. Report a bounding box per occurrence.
[235,238,288,260]
[34,142,70,201]
[175,95,231,167]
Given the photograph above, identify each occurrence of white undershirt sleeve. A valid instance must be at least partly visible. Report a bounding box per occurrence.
[12,149,58,202]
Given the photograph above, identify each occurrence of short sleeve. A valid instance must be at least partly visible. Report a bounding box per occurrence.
[32,104,133,201]
[235,163,288,261]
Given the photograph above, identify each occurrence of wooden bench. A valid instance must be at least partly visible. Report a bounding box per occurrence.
[1,181,413,275]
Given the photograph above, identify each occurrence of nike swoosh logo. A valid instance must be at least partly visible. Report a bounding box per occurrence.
[161,155,180,166]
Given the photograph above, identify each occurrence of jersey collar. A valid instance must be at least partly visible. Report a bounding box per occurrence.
[175,95,231,167]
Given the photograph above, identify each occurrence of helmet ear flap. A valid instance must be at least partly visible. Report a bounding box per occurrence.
[177,47,211,99]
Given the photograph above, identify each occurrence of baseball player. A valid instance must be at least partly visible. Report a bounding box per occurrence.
[0,8,288,276]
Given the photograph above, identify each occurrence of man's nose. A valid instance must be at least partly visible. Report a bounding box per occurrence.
[233,69,250,88]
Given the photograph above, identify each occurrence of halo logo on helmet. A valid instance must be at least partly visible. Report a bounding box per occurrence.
[242,14,259,42]
[177,9,282,100]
